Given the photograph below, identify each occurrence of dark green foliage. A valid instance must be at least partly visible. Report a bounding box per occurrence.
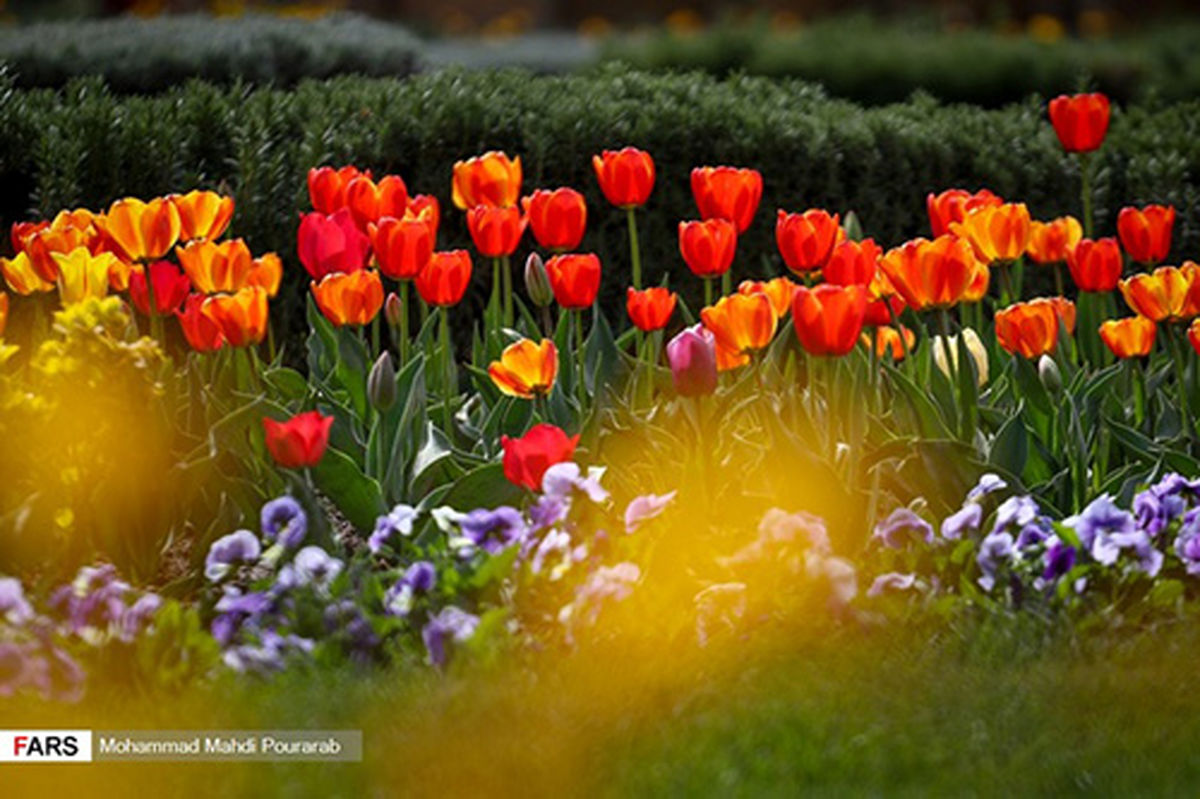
[0,12,423,94]
[2,65,1198,345]
[600,16,1200,108]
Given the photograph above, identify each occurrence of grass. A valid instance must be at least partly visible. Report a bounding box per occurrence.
[5,615,1200,796]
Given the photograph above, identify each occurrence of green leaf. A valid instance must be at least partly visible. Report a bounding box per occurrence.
[989,403,1028,478]
[439,462,524,511]
[312,446,387,531]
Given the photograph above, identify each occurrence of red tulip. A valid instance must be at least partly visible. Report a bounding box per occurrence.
[416,250,472,307]
[791,284,868,357]
[691,166,763,233]
[823,238,882,286]
[775,209,840,274]
[466,205,526,258]
[545,253,601,309]
[308,166,369,214]
[501,423,580,491]
[1067,238,1123,292]
[370,216,434,281]
[263,410,334,469]
[926,188,1003,238]
[407,194,441,232]
[1048,93,1110,153]
[129,261,191,316]
[345,174,408,231]
[679,218,737,278]
[523,188,587,252]
[1117,205,1175,266]
[297,208,370,280]
[592,147,655,208]
[626,286,677,331]
[176,293,225,353]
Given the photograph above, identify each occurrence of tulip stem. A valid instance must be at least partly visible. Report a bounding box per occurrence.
[885,298,910,364]
[1053,263,1065,298]
[440,307,453,439]
[502,255,513,329]
[721,270,731,298]
[626,207,642,291]
[1167,324,1196,443]
[575,309,587,404]
[491,257,502,328]
[1131,358,1146,431]
[1080,152,1095,239]
[370,315,380,356]
[704,278,714,308]
[398,280,410,366]
[140,261,164,342]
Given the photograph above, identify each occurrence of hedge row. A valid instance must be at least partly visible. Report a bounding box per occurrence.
[0,13,423,93]
[2,66,1197,345]
[599,17,1200,107]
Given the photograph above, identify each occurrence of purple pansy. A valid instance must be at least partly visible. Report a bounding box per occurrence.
[1041,536,1077,582]
[542,462,609,504]
[456,507,528,556]
[369,504,418,554]
[421,606,480,668]
[873,508,935,549]
[977,531,1015,592]
[941,504,982,540]
[0,577,35,626]
[625,491,677,534]
[205,530,262,582]
[1065,495,1138,566]
[967,473,1008,503]
[867,572,918,598]
[292,546,344,590]
[261,496,307,548]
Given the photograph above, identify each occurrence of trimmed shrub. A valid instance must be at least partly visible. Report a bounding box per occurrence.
[0,13,423,93]
[2,66,1197,345]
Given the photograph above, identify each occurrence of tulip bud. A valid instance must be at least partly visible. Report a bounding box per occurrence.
[932,328,989,387]
[842,210,864,242]
[1038,354,1063,395]
[524,252,554,308]
[666,324,718,397]
[384,291,404,329]
[368,352,397,411]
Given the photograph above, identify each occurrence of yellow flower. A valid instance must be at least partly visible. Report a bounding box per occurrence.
[488,338,558,398]
[52,247,121,305]
[2,252,55,295]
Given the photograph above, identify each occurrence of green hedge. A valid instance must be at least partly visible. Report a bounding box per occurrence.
[2,66,1197,345]
[0,13,423,93]
[599,17,1200,107]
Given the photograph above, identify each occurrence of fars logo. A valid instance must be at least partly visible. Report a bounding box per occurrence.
[0,730,92,763]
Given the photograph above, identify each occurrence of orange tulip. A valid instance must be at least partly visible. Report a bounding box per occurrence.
[1,252,54,295]
[202,286,269,347]
[176,238,255,294]
[1189,319,1200,357]
[172,190,234,242]
[416,250,472,307]
[679,218,737,278]
[452,151,522,210]
[311,269,384,327]
[776,209,840,274]
[592,147,655,209]
[626,287,677,332]
[176,293,226,353]
[11,220,49,253]
[101,197,182,262]
[546,253,601,310]
[823,238,882,286]
[950,203,1032,264]
[407,194,441,232]
[926,188,1003,238]
[994,298,1073,359]
[1099,316,1156,359]
[714,341,749,371]
[308,165,369,214]
[466,205,526,258]
[737,277,797,318]
[345,174,408,231]
[1067,238,1122,293]
[1026,216,1082,264]
[1119,263,1200,323]
[691,166,763,234]
[878,235,982,311]
[247,253,283,298]
[1048,296,1077,334]
[1048,93,1110,154]
[488,338,558,398]
[52,247,121,305]
[25,216,100,282]
[962,265,991,303]
[523,188,587,252]
[370,216,435,281]
[792,284,868,357]
[700,292,777,360]
[861,325,916,361]
[1117,205,1175,266]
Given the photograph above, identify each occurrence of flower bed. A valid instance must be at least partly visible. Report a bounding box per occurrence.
[2,89,1200,700]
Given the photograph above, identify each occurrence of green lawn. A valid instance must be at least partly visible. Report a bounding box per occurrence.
[5,619,1200,796]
